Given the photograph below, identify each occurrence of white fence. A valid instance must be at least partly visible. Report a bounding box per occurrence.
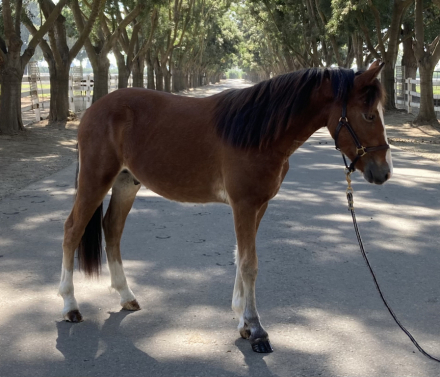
[395,78,440,114]
[394,66,440,116]
[23,69,440,122]
[21,72,140,122]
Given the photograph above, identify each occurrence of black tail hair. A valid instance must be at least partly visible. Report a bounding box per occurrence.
[74,152,103,278]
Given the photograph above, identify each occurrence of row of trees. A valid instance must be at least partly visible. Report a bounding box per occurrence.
[1,0,440,135]
[0,0,239,135]
[235,0,440,125]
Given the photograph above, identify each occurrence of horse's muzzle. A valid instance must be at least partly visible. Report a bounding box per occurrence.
[363,160,392,185]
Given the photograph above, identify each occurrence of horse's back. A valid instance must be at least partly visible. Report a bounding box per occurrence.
[78,88,226,203]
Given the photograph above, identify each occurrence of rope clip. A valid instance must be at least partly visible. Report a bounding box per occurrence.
[345,169,354,210]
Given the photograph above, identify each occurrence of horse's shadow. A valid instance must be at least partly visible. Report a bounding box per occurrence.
[234,338,279,377]
[56,310,159,373]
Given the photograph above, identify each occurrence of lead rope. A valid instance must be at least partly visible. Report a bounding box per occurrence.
[345,171,440,362]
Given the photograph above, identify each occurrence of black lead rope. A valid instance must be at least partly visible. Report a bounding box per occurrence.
[345,172,440,363]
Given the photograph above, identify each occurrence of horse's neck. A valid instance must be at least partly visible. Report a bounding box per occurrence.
[275,111,329,157]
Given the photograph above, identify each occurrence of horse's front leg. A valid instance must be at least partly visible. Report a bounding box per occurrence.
[231,201,272,353]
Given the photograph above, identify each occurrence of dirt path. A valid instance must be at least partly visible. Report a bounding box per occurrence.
[1,80,438,201]
[385,110,440,161]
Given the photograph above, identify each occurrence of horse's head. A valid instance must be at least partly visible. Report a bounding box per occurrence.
[328,61,392,185]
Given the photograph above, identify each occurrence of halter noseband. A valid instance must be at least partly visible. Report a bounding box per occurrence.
[334,103,390,173]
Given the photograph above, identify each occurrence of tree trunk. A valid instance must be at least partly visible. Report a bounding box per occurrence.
[0,64,25,134]
[92,57,110,102]
[147,66,155,90]
[162,58,171,92]
[414,63,437,124]
[117,66,130,89]
[154,58,164,91]
[172,68,182,92]
[146,49,155,90]
[353,33,366,70]
[47,62,70,123]
[381,64,396,110]
[401,21,417,92]
[113,46,130,89]
[163,70,171,92]
[132,57,145,88]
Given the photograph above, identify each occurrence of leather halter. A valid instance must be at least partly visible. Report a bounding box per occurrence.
[334,103,390,173]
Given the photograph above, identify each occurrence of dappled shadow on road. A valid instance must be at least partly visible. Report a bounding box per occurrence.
[1,130,440,376]
[0,120,78,201]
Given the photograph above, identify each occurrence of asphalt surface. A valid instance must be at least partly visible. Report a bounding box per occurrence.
[1,81,440,376]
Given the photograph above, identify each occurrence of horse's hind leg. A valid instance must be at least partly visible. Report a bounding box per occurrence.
[60,169,117,322]
[231,201,272,353]
[103,171,141,310]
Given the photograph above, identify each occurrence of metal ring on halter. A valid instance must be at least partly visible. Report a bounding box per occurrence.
[356,146,367,157]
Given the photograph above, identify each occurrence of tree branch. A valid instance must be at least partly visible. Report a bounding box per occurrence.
[367,0,386,57]
[3,0,15,42]
[174,0,194,50]
[127,23,141,60]
[22,12,53,60]
[132,7,159,61]
[69,0,106,63]
[356,14,381,60]
[101,3,143,57]
[22,0,69,66]
[112,0,130,48]
[37,0,64,68]
[15,0,23,36]
[100,9,112,38]
[71,0,98,69]
[431,36,440,64]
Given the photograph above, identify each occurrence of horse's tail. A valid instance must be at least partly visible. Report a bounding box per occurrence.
[75,146,103,278]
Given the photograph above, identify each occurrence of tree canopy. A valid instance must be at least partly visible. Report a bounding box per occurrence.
[1,0,440,134]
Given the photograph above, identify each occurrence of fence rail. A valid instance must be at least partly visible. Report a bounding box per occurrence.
[395,66,440,116]
[20,72,144,122]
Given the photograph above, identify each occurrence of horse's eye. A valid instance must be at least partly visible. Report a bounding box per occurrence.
[362,113,375,122]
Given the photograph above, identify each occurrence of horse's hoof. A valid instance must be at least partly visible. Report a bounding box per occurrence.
[122,299,141,311]
[239,327,251,339]
[251,339,273,353]
[65,309,83,323]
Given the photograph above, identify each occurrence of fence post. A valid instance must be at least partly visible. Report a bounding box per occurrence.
[85,75,93,109]
[407,78,412,113]
[69,75,76,113]
[28,62,41,121]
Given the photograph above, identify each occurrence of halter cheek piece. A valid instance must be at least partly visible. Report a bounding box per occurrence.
[334,103,390,173]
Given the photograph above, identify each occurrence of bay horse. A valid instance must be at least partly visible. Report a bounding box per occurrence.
[59,61,392,353]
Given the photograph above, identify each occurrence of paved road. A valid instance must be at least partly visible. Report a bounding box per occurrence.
[1,81,440,376]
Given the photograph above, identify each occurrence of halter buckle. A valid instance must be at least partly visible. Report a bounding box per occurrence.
[339,116,348,123]
[356,146,367,157]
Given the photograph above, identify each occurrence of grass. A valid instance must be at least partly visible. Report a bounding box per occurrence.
[21,82,51,100]
[398,84,440,95]
[416,85,440,95]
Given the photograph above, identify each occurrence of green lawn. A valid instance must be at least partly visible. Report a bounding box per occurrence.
[21,82,51,100]
[416,85,440,95]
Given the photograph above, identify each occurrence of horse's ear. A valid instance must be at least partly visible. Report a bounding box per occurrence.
[354,61,385,87]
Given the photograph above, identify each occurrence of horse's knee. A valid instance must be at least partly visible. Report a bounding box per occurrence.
[238,258,258,282]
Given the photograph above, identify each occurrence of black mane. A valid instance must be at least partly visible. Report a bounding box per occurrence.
[214,68,357,149]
